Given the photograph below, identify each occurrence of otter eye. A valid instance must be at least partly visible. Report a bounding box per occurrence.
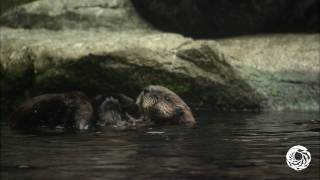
[150,94,158,99]
[164,96,171,101]
[143,87,152,94]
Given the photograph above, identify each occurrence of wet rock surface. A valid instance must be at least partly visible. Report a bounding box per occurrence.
[217,34,320,110]
[0,0,151,31]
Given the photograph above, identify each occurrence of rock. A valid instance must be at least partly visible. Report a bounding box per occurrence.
[0,27,264,116]
[0,0,151,31]
[132,0,319,38]
[0,0,319,116]
[217,34,320,111]
[1,0,35,15]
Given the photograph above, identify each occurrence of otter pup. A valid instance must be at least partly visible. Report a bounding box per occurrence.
[93,94,143,130]
[136,85,196,126]
[9,91,93,133]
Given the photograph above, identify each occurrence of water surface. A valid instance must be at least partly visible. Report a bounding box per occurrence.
[1,111,319,179]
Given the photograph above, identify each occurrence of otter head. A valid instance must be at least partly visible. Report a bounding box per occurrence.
[136,85,195,126]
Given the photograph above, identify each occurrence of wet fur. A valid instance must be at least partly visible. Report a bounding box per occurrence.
[9,86,194,133]
[136,85,195,125]
[93,94,143,130]
[9,92,93,133]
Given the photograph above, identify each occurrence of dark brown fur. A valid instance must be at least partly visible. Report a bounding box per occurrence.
[93,94,142,130]
[136,85,195,125]
[9,91,93,132]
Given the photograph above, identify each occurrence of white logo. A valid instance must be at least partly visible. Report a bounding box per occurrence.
[286,145,311,171]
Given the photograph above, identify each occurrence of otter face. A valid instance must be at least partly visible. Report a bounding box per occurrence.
[98,97,123,126]
[136,85,195,125]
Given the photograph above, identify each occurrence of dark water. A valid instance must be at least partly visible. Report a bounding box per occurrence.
[1,111,319,180]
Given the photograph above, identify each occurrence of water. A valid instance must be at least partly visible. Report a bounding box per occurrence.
[1,111,319,180]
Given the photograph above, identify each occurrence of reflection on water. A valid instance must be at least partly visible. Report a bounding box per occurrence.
[1,112,319,179]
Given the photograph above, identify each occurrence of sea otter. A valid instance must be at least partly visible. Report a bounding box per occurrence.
[9,91,93,133]
[9,85,195,132]
[136,85,196,126]
[93,94,142,130]
[95,85,195,128]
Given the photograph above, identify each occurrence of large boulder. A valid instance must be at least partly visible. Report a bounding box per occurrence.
[0,0,151,31]
[0,27,264,117]
[217,34,320,111]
